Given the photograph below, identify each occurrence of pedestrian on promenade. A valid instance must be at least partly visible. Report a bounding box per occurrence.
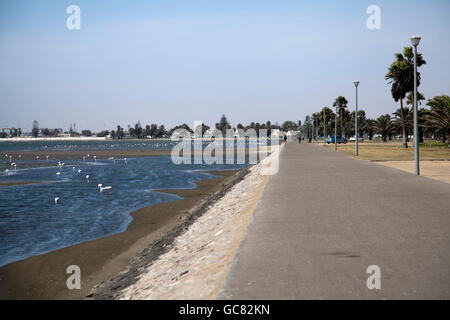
[298,135,302,144]
[283,135,287,144]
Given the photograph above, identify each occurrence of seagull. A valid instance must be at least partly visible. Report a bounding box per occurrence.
[72,166,76,172]
[93,155,97,162]
[86,175,90,183]
[99,186,112,194]
[5,169,9,176]
[78,169,82,175]
[46,155,49,160]
[55,197,60,204]
[56,172,61,176]
[124,157,128,165]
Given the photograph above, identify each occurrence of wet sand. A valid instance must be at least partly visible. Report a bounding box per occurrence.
[0,170,243,300]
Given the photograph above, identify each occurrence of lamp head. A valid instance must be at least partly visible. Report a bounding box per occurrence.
[410,35,421,47]
[353,80,360,87]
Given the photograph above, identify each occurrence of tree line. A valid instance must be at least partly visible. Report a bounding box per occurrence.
[301,46,449,145]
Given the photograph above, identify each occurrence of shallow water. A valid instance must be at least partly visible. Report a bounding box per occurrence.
[0,155,245,267]
[0,138,276,153]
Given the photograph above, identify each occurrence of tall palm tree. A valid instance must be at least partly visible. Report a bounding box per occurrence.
[333,96,348,138]
[375,114,394,142]
[424,95,450,144]
[386,46,426,148]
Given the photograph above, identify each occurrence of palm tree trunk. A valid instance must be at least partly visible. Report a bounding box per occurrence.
[400,99,408,148]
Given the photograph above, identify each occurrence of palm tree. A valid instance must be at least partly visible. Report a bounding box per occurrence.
[386,46,426,148]
[351,110,367,138]
[339,108,352,138]
[407,91,425,106]
[375,114,394,142]
[424,95,450,144]
[393,107,412,142]
[320,106,334,137]
[333,96,348,138]
[365,118,376,140]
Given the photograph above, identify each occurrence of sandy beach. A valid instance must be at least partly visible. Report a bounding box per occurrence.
[0,169,246,299]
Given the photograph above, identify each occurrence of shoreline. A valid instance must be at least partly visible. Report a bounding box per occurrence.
[0,169,245,300]
[97,145,280,299]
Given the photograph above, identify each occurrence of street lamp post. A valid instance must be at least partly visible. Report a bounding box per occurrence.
[354,80,360,157]
[411,35,421,176]
[334,106,337,152]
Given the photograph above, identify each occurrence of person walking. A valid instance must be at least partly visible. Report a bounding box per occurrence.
[283,135,287,144]
[298,135,302,144]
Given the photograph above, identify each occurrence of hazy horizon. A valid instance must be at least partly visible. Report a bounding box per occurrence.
[1,0,449,132]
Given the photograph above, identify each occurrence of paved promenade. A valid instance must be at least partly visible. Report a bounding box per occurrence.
[220,142,450,299]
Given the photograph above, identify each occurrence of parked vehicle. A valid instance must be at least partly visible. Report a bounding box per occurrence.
[325,136,348,144]
[349,136,364,142]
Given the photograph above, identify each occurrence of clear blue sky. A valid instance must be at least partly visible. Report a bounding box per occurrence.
[1,0,449,132]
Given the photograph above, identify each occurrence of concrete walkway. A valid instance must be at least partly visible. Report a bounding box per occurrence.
[220,143,450,299]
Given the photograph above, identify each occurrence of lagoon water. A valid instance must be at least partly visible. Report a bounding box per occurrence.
[0,140,248,267]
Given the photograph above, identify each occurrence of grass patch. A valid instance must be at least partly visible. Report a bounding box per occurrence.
[322,141,450,161]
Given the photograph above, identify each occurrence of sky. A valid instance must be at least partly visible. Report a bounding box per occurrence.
[0,0,449,132]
